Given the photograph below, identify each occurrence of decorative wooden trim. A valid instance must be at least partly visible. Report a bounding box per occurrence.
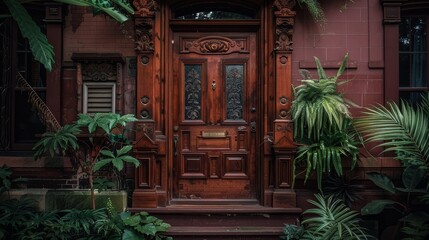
[135,18,155,53]
[133,0,158,17]
[273,0,296,52]
[180,36,249,55]
[273,0,296,16]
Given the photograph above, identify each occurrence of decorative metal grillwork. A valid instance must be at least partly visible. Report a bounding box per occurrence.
[226,65,244,120]
[184,64,202,120]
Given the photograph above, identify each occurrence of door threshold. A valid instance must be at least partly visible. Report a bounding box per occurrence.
[170,198,259,206]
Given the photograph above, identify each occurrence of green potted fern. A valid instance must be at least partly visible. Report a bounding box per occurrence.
[33,113,140,209]
[291,53,360,190]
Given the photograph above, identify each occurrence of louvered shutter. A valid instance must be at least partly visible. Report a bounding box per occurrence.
[83,82,116,114]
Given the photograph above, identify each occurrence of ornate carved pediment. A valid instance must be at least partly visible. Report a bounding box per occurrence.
[181,36,249,55]
[275,18,294,51]
[273,0,295,52]
[133,0,158,17]
[82,63,117,82]
[273,0,296,17]
[135,18,154,53]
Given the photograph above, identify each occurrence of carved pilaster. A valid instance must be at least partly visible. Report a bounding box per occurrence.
[271,1,296,202]
[132,0,160,207]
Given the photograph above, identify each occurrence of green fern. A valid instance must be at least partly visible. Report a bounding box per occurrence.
[292,53,359,190]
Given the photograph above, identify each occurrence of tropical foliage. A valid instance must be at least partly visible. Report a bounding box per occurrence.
[1,0,134,71]
[291,53,359,190]
[0,197,171,240]
[282,194,373,240]
[33,113,139,209]
[355,94,429,240]
[297,0,355,24]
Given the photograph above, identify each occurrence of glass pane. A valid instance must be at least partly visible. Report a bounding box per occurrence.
[399,17,411,52]
[177,11,252,20]
[411,17,427,52]
[184,64,202,120]
[399,16,428,88]
[410,53,428,87]
[225,64,244,120]
[14,91,46,143]
[399,91,427,106]
[399,53,410,87]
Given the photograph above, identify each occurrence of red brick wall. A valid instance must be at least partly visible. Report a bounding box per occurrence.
[293,0,385,116]
[62,6,135,61]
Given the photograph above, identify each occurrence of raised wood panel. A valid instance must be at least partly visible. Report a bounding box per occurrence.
[209,155,220,178]
[222,152,248,179]
[181,131,191,151]
[276,155,293,188]
[136,155,154,188]
[237,131,247,151]
[181,153,207,178]
[196,136,232,150]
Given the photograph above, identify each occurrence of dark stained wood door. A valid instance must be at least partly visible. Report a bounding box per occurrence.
[172,32,258,199]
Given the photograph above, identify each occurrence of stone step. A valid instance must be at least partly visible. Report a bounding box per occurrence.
[129,204,301,239]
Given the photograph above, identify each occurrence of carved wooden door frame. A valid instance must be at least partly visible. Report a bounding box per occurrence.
[131,0,297,208]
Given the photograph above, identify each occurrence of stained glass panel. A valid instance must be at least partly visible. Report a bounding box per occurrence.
[184,64,202,120]
[225,64,244,120]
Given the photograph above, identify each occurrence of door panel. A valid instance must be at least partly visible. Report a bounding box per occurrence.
[173,32,257,199]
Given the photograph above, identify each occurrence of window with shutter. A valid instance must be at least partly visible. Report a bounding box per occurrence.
[83,82,116,114]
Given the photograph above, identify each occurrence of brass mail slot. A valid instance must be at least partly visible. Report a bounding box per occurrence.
[201,131,227,138]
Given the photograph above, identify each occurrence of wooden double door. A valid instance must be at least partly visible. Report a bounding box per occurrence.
[172,32,259,200]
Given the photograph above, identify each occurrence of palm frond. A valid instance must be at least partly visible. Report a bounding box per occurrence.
[355,100,429,172]
[302,194,373,240]
[54,0,131,23]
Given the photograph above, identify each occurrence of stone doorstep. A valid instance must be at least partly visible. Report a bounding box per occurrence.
[168,226,284,236]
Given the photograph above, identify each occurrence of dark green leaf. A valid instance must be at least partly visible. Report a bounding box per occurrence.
[366,172,396,194]
[3,0,55,71]
[361,200,398,215]
[402,165,425,190]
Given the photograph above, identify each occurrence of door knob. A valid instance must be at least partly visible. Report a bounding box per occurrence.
[251,107,256,113]
[211,80,216,91]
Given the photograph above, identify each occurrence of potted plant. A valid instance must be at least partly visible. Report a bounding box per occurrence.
[33,112,140,209]
[291,53,360,190]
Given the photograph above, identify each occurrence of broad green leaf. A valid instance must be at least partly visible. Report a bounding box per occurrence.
[3,0,55,71]
[93,159,112,171]
[121,156,140,167]
[122,229,141,240]
[366,172,396,194]
[112,158,124,171]
[402,165,425,190]
[117,145,133,156]
[100,149,115,158]
[361,200,398,215]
